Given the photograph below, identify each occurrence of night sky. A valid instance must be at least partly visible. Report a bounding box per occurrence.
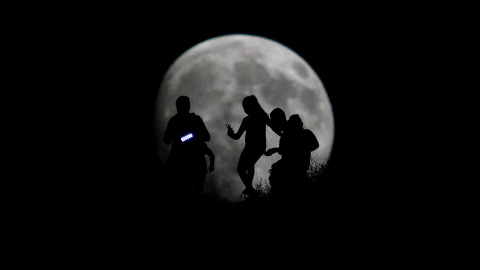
[71,16,415,210]
[36,7,440,253]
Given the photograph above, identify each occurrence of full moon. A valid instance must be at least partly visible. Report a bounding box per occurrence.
[155,34,334,202]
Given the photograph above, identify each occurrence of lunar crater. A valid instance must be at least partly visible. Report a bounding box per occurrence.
[292,61,310,79]
[259,73,298,109]
[233,61,270,87]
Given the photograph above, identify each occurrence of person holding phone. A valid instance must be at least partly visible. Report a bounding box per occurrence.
[227,95,269,197]
[163,96,211,200]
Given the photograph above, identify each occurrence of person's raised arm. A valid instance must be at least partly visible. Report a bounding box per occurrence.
[265,147,279,156]
[227,118,246,140]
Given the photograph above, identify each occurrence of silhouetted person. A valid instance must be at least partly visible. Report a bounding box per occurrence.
[282,115,319,189]
[264,108,288,195]
[163,96,211,200]
[266,114,319,197]
[227,95,269,197]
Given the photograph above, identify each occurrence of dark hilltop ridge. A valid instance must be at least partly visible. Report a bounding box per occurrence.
[160,158,336,218]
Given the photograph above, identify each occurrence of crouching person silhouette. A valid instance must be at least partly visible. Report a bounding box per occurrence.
[282,115,319,189]
[266,114,319,198]
[163,96,213,201]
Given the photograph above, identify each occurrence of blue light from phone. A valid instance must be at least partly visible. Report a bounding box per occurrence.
[181,133,193,142]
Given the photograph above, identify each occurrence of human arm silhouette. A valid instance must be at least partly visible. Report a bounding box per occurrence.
[227,118,246,140]
[265,147,279,156]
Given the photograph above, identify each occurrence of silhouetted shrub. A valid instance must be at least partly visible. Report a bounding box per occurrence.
[251,157,329,200]
[194,157,329,212]
[253,178,272,198]
[307,157,329,182]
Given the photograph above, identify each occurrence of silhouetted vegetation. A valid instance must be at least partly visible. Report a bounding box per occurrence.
[194,157,329,212]
[253,157,329,200]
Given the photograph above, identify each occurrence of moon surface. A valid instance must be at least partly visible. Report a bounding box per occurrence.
[155,34,334,202]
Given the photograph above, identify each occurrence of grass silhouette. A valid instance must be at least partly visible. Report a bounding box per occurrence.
[195,157,330,212]
[160,158,332,228]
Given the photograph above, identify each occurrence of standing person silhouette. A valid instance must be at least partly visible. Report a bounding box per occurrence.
[163,96,212,200]
[227,95,269,197]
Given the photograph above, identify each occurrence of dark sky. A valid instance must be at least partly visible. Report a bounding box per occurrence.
[38,7,440,242]
[100,25,405,207]
[24,5,455,258]
[74,17,406,198]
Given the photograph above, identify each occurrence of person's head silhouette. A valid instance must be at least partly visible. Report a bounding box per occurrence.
[242,95,266,117]
[288,114,303,130]
[176,96,190,114]
[270,108,287,133]
[242,96,254,115]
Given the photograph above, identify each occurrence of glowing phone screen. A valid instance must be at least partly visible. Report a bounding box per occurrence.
[181,133,194,142]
